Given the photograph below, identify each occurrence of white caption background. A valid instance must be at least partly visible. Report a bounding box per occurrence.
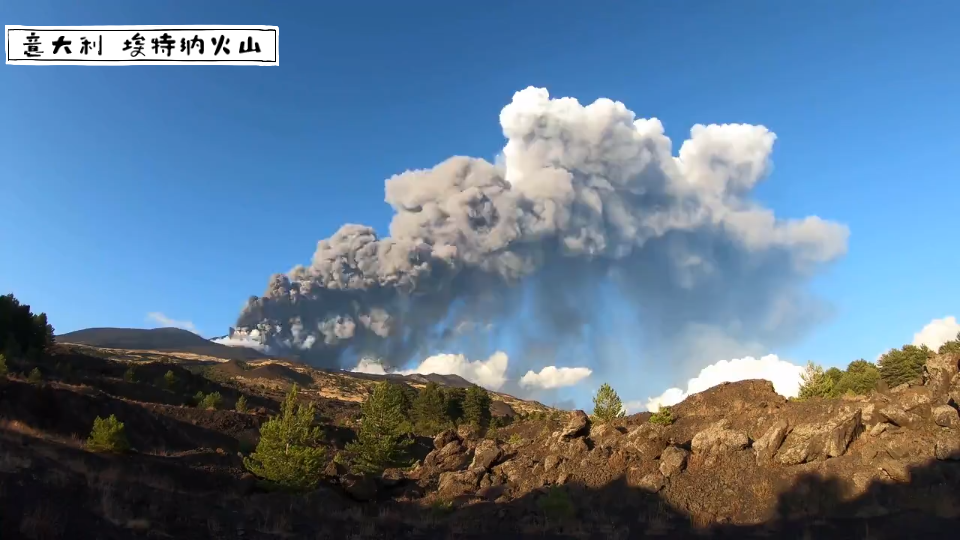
[6,26,278,66]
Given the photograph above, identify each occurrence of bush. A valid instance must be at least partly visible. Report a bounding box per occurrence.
[462,385,492,429]
[27,367,42,384]
[123,367,138,383]
[196,391,223,410]
[592,383,625,422]
[538,486,575,521]
[243,384,326,490]
[0,293,55,360]
[163,370,178,390]
[235,395,249,413]
[797,361,834,400]
[878,344,931,387]
[649,405,674,426]
[508,433,524,446]
[0,353,7,377]
[345,381,413,475]
[86,415,131,453]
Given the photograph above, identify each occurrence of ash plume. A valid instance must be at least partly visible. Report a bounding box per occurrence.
[231,87,849,374]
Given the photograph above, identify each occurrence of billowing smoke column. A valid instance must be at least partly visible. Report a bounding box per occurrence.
[230,87,849,371]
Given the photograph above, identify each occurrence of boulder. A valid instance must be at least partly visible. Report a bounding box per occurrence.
[624,425,667,460]
[543,454,562,472]
[340,474,378,501]
[471,439,503,470]
[932,405,959,428]
[438,468,483,499]
[434,429,460,450]
[868,422,891,437]
[924,353,960,397]
[896,386,932,411]
[424,440,470,472]
[753,420,789,464]
[589,422,625,450]
[637,471,666,492]
[659,446,689,478]
[878,404,921,428]
[691,419,750,455]
[559,410,590,439]
[775,409,862,465]
[934,435,960,461]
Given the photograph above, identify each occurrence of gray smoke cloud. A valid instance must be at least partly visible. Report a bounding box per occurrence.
[231,87,849,374]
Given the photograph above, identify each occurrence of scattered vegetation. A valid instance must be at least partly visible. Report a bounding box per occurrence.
[124,366,138,383]
[0,293,55,360]
[163,370,178,390]
[0,353,7,377]
[235,394,249,413]
[345,381,413,475]
[86,415,131,453]
[243,384,326,490]
[508,433,524,446]
[649,405,675,426]
[195,391,223,410]
[592,383,625,422]
[878,344,932,387]
[538,486,575,521]
[27,367,42,384]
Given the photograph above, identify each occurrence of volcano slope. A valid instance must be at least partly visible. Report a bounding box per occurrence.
[1,344,959,539]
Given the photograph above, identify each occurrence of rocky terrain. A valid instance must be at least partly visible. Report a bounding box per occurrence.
[1,341,959,539]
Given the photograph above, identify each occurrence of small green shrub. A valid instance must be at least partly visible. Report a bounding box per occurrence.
[0,354,7,377]
[538,486,574,521]
[235,395,249,413]
[27,367,42,384]
[163,370,178,390]
[508,433,524,446]
[196,391,223,410]
[649,406,674,426]
[86,415,131,453]
[123,367,138,383]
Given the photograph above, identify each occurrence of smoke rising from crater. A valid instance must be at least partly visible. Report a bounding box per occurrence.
[231,87,849,376]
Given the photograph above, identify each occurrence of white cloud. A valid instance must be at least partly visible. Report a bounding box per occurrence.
[146,312,198,334]
[641,354,806,412]
[350,351,510,390]
[519,366,593,389]
[912,316,960,351]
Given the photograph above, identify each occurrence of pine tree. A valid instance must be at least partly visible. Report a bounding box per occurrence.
[163,370,178,390]
[592,383,625,422]
[86,415,131,453]
[939,332,960,355]
[411,382,449,435]
[243,384,326,490]
[0,353,7,378]
[346,381,412,475]
[235,395,249,413]
[797,361,834,399]
[442,387,466,425]
[878,345,931,387]
[462,385,492,428]
[831,359,880,396]
[27,367,42,384]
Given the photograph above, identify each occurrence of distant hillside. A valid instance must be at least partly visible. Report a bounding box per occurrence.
[57,327,269,361]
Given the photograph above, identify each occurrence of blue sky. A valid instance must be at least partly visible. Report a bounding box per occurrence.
[2,1,958,408]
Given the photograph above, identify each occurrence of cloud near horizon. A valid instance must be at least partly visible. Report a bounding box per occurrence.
[146,312,198,334]
[632,354,806,413]
[912,315,960,351]
[352,351,511,390]
[519,366,593,390]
